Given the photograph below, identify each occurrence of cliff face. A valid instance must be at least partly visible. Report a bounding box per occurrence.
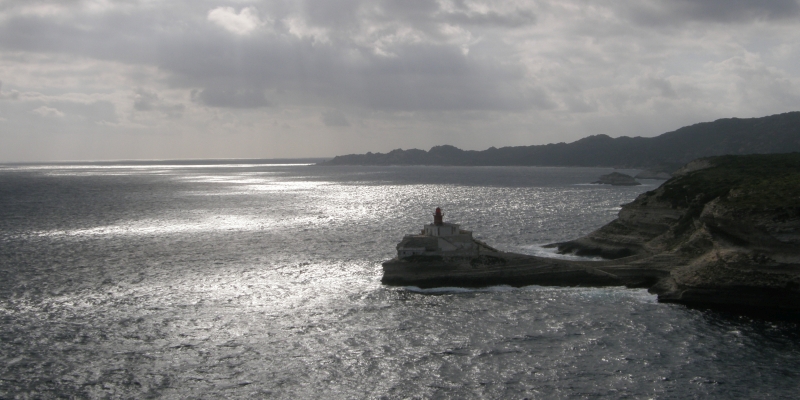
[558,154,800,310]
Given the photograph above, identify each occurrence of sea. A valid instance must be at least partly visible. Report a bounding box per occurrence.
[1,162,798,399]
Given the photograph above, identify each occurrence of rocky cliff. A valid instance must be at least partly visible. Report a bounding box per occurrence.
[383,153,800,313]
[556,153,800,311]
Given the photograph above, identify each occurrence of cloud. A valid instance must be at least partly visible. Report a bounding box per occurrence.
[207,6,263,35]
[133,88,158,111]
[133,88,185,117]
[191,86,270,108]
[0,1,538,113]
[31,105,64,118]
[284,15,330,44]
[676,0,800,22]
[1,0,800,161]
[442,7,537,27]
[623,0,800,26]
[321,109,350,126]
[0,81,20,100]
[640,76,678,99]
[712,52,800,112]
[19,95,119,124]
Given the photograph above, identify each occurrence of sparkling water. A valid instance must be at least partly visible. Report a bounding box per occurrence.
[1,163,798,398]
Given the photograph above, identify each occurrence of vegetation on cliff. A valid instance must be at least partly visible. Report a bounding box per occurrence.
[657,153,800,210]
[653,154,800,240]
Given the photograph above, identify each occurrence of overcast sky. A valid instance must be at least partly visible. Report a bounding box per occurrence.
[1,0,800,161]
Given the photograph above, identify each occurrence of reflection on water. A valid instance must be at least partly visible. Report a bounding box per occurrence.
[1,163,798,398]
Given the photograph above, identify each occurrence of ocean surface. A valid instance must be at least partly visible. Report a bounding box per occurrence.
[1,163,798,399]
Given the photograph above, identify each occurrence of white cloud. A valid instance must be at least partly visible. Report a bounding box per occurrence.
[207,6,263,35]
[284,16,330,44]
[438,24,477,55]
[31,106,65,118]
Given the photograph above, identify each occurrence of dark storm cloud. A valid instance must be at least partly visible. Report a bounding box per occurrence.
[336,44,545,112]
[625,0,800,25]
[153,23,536,111]
[677,0,800,22]
[301,0,363,29]
[379,0,440,20]
[0,1,540,111]
[0,11,157,65]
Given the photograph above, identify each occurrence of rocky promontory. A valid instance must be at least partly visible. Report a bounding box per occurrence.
[383,153,800,313]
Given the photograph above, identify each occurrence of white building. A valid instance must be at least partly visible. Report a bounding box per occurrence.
[396,208,496,258]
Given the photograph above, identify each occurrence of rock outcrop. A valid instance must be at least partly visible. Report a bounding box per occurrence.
[593,172,641,186]
[560,154,800,311]
[383,153,800,313]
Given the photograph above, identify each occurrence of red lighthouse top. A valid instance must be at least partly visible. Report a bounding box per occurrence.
[433,207,444,226]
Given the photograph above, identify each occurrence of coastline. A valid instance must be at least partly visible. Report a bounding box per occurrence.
[382,154,800,313]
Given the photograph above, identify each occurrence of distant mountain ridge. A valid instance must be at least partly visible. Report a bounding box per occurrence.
[320,111,800,169]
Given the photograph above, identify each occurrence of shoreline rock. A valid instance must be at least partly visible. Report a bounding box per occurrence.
[381,251,669,290]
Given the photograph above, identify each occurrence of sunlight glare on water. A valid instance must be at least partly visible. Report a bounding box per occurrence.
[1,163,798,398]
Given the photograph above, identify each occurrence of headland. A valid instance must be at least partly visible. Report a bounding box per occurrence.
[382,153,800,313]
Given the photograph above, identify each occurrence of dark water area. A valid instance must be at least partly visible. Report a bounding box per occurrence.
[1,163,798,398]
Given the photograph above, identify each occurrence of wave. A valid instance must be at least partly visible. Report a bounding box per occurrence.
[518,244,605,261]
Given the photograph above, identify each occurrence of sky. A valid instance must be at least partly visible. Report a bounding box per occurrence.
[1,0,800,162]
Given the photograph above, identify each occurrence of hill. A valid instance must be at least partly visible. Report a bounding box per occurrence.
[321,112,800,169]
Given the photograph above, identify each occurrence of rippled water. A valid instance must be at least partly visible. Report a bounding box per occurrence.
[1,163,798,399]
